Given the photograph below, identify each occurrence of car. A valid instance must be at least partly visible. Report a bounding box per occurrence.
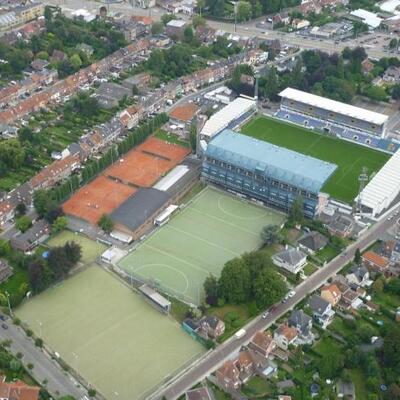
[288,290,296,298]
[0,315,6,321]
[388,216,393,221]
[1,324,7,329]
[262,311,269,319]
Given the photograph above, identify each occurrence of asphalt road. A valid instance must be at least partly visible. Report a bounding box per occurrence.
[152,205,400,400]
[0,319,88,399]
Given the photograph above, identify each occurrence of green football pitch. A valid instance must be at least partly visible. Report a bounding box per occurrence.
[241,116,390,203]
[118,187,285,305]
[16,267,204,400]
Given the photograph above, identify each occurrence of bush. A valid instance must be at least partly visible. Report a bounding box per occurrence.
[224,312,240,323]
[35,338,43,348]
[26,329,33,337]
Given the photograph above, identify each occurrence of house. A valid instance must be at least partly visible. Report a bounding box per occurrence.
[95,82,131,109]
[198,315,225,339]
[346,265,371,287]
[0,375,40,400]
[10,220,51,252]
[288,310,313,343]
[382,66,400,83]
[364,300,380,313]
[291,18,310,30]
[298,231,328,255]
[119,105,139,130]
[326,215,353,238]
[341,289,362,310]
[122,72,151,91]
[361,58,374,75]
[248,331,276,358]
[0,260,13,284]
[336,380,355,399]
[278,396,292,400]
[320,283,341,306]
[195,25,216,43]
[51,49,68,64]
[31,59,49,71]
[166,19,187,39]
[0,201,14,227]
[273,12,290,26]
[274,324,298,350]
[76,43,94,57]
[362,250,389,273]
[236,350,255,383]
[308,294,334,329]
[272,246,307,274]
[186,386,215,400]
[216,360,241,390]
[169,103,199,127]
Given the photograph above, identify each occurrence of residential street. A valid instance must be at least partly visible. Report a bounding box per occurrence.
[0,320,88,399]
[151,204,400,400]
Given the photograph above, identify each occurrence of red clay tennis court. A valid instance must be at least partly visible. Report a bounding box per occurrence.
[63,137,190,225]
[63,176,137,225]
[106,137,190,187]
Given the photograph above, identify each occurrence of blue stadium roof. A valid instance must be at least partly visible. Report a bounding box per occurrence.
[206,130,337,193]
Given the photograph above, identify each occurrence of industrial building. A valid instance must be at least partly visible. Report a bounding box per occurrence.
[202,130,337,218]
[356,149,400,217]
[278,88,389,138]
[199,97,256,143]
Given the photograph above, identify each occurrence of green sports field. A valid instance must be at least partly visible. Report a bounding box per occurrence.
[241,116,390,203]
[16,267,204,400]
[118,187,285,305]
[47,230,107,264]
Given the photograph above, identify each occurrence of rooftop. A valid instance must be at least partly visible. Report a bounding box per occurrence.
[169,103,199,122]
[279,87,388,125]
[206,130,337,193]
[166,19,187,28]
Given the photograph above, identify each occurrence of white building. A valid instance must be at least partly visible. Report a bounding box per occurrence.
[350,9,382,28]
[356,149,400,217]
[272,246,307,274]
[199,97,256,142]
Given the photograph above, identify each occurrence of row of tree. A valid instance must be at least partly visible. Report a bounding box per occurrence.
[204,250,287,309]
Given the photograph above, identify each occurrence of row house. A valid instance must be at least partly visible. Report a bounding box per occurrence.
[29,154,81,191]
[94,118,124,149]
[362,250,389,274]
[0,201,14,227]
[119,105,140,130]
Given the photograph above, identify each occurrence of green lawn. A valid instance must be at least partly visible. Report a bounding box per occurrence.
[154,129,190,148]
[46,231,108,265]
[241,116,390,203]
[242,376,271,397]
[313,336,343,356]
[303,263,318,276]
[348,369,368,400]
[315,244,340,264]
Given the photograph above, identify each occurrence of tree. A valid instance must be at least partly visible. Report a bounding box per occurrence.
[183,26,195,45]
[18,127,33,143]
[219,257,251,304]
[236,1,252,22]
[364,85,388,102]
[260,224,281,246]
[161,14,175,25]
[15,203,26,217]
[204,275,219,306]
[253,268,286,308]
[98,214,114,234]
[389,38,398,50]
[48,247,72,280]
[388,384,400,400]
[88,389,96,397]
[0,140,25,170]
[34,190,55,217]
[317,353,344,378]
[391,84,400,100]
[189,122,197,152]
[28,261,45,293]
[289,196,304,224]
[261,67,279,101]
[15,216,32,233]
[151,22,164,35]
[69,53,82,70]
[64,241,82,265]
[197,0,205,16]
[353,21,369,36]
[192,15,206,28]
[354,248,361,265]
[52,216,68,233]
[383,327,400,373]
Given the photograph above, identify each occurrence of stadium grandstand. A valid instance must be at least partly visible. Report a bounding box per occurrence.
[202,129,337,218]
[199,97,256,145]
[356,149,400,217]
[279,88,389,138]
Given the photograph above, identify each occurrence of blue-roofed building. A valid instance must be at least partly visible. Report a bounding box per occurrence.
[202,130,337,218]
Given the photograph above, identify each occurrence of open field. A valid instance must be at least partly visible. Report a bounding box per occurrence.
[118,187,285,305]
[241,116,390,203]
[47,231,108,264]
[16,267,204,400]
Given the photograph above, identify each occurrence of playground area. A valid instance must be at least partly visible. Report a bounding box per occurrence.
[46,230,108,264]
[16,266,204,400]
[118,187,285,305]
[63,137,190,225]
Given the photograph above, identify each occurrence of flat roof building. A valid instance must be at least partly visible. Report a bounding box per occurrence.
[202,130,336,218]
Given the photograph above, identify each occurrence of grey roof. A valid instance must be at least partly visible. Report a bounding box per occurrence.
[206,130,337,194]
[202,315,221,329]
[298,231,328,252]
[308,294,330,315]
[394,240,400,254]
[12,220,50,248]
[289,310,311,330]
[336,380,355,398]
[111,188,171,232]
[348,265,368,280]
[273,246,307,267]
[186,386,214,400]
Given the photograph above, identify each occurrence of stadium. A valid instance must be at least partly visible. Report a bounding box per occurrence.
[278,87,390,144]
[202,129,337,218]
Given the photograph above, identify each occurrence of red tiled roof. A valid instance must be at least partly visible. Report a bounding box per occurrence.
[362,251,389,269]
[0,376,40,400]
